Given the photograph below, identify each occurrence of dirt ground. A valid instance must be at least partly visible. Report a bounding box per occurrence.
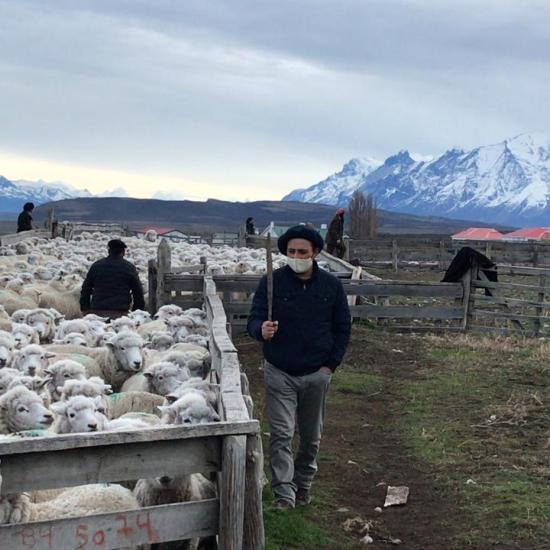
[235,324,549,550]
[236,328,459,549]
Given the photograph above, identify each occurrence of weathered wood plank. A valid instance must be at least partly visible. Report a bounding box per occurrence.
[472,280,547,293]
[475,294,550,309]
[243,433,265,549]
[0,420,258,455]
[473,310,550,322]
[1,437,221,494]
[0,230,50,246]
[350,305,464,320]
[0,499,219,550]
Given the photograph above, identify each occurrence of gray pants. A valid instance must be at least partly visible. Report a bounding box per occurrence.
[264,361,331,505]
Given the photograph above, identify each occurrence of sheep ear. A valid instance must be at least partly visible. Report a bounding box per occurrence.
[103,384,113,395]
[43,369,52,376]
[211,411,221,422]
[143,372,153,379]
[45,352,56,359]
[164,393,178,404]
[50,402,66,415]
[105,341,115,349]
[36,378,50,390]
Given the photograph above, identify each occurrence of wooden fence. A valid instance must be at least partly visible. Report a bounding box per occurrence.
[349,237,550,272]
[150,239,550,337]
[0,229,51,247]
[0,276,264,549]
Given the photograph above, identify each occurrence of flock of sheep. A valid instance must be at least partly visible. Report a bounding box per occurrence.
[0,229,296,548]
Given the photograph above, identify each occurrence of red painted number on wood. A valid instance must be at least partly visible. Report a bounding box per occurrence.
[136,511,159,543]
[74,524,88,549]
[115,514,134,537]
[92,529,105,546]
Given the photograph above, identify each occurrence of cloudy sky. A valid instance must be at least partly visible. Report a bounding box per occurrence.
[1,0,549,201]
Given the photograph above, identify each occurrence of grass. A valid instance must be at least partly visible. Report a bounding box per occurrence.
[398,333,550,545]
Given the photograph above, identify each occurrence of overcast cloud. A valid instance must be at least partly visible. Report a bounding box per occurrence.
[1,0,549,200]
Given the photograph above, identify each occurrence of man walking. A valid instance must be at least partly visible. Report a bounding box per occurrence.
[80,239,145,318]
[248,225,351,509]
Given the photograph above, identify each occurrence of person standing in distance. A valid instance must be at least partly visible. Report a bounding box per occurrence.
[247,225,351,509]
[326,208,346,258]
[80,239,145,319]
[17,202,35,233]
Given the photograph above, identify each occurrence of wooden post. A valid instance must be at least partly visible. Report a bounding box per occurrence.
[438,240,445,270]
[343,236,350,262]
[461,261,475,331]
[148,259,158,315]
[535,274,545,336]
[219,435,247,549]
[156,239,171,309]
[243,432,265,549]
[533,244,540,268]
[391,240,398,273]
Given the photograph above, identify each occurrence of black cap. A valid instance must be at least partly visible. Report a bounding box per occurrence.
[277,225,324,255]
[108,239,127,251]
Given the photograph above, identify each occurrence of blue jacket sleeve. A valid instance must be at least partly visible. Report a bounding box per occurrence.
[247,275,268,342]
[326,280,352,370]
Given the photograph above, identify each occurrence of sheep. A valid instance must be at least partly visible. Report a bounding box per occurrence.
[158,391,220,425]
[0,289,37,315]
[148,331,174,351]
[11,308,31,324]
[137,319,168,339]
[11,344,56,376]
[128,309,152,326]
[7,375,52,407]
[0,484,140,527]
[86,319,110,346]
[38,287,81,319]
[25,308,57,343]
[56,319,92,342]
[43,359,88,401]
[141,361,191,396]
[165,378,219,408]
[11,323,40,348]
[0,386,53,434]
[59,376,111,416]
[105,412,161,431]
[111,316,137,333]
[53,332,89,346]
[150,348,211,379]
[50,395,105,433]
[144,229,157,242]
[0,368,21,396]
[133,474,216,550]
[0,331,15,368]
[107,391,164,418]
[155,304,183,321]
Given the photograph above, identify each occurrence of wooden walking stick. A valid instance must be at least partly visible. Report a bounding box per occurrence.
[266,232,273,322]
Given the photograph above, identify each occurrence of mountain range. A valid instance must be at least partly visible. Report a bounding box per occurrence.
[283,133,550,225]
[0,176,127,214]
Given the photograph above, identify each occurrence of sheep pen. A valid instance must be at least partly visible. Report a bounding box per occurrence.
[0,232,263,549]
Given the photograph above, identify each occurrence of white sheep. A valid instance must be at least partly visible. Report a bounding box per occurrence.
[50,395,105,433]
[0,331,15,368]
[11,323,40,348]
[148,331,174,351]
[142,361,191,396]
[111,316,138,333]
[105,412,160,431]
[56,319,92,343]
[25,308,57,343]
[7,375,52,407]
[43,359,88,401]
[152,348,211,379]
[0,368,21,396]
[11,344,55,376]
[11,308,31,324]
[59,376,111,416]
[0,484,140,526]
[0,386,53,433]
[165,378,219,408]
[107,391,164,419]
[158,391,220,425]
[54,332,89,346]
[128,309,152,326]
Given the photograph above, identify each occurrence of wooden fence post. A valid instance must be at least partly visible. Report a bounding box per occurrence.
[391,240,398,273]
[438,240,445,270]
[156,239,171,309]
[461,260,477,331]
[148,259,158,315]
[535,273,545,336]
[343,236,350,262]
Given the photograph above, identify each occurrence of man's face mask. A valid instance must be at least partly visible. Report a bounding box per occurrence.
[286,257,313,273]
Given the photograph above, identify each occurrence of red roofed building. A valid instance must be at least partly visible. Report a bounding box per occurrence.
[502,228,550,242]
[451,228,504,241]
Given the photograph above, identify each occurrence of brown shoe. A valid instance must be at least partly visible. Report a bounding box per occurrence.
[295,488,311,506]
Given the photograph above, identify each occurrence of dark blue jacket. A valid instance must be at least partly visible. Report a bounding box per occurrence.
[247,262,351,376]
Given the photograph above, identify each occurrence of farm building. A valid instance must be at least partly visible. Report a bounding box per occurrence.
[451,227,504,241]
[502,227,550,242]
[260,221,329,240]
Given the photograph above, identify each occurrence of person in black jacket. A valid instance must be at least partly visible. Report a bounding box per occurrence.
[17,202,35,233]
[80,239,145,318]
[248,225,351,509]
[325,208,345,258]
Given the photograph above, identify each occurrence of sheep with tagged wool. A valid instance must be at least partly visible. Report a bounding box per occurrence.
[42,359,88,401]
[11,344,56,376]
[0,331,15,368]
[0,368,21,396]
[107,391,164,419]
[11,323,40,348]
[0,484,141,540]
[7,376,52,407]
[0,386,53,434]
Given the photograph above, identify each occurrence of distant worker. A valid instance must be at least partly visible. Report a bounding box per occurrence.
[17,202,35,233]
[326,208,346,258]
[245,217,256,235]
[80,239,145,319]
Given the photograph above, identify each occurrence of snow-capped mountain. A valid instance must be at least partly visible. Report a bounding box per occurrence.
[0,176,127,213]
[283,133,550,225]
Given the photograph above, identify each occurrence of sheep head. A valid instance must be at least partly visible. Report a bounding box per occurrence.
[0,386,53,432]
